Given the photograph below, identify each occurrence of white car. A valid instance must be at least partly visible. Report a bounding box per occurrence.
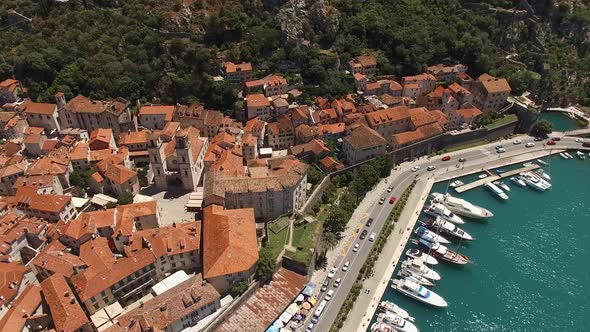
[369,232,377,241]
[427,165,436,171]
[306,323,314,332]
[342,261,350,272]
[525,142,535,148]
[496,147,506,153]
[513,139,522,145]
[387,186,393,192]
[576,138,585,143]
[411,166,420,172]
[327,267,337,279]
[378,197,385,205]
[353,243,360,252]
[333,278,341,288]
[325,289,335,301]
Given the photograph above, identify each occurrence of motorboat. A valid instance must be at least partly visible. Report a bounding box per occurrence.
[371,319,418,332]
[406,248,438,265]
[414,226,451,244]
[565,152,574,159]
[450,180,464,188]
[478,174,488,179]
[537,159,548,165]
[379,301,415,322]
[520,171,551,191]
[376,311,419,332]
[422,217,473,241]
[431,193,493,219]
[391,278,448,307]
[534,168,551,181]
[560,152,569,159]
[423,203,465,224]
[510,176,526,187]
[417,238,470,265]
[522,162,535,167]
[401,258,441,281]
[484,182,509,200]
[494,168,506,174]
[577,151,585,159]
[493,181,510,192]
[397,268,435,287]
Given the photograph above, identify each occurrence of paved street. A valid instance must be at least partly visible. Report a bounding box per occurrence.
[307,133,588,332]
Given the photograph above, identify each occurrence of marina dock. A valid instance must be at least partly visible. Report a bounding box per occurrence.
[454,164,540,193]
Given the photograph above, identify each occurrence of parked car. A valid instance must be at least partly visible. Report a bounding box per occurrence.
[496,147,506,153]
[525,142,535,147]
[458,157,466,162]
[321,279,330,292]
[441,155,451,161]
[327,267,337,279]
[389,196,396,204]
[360,229,368,240]
[411,166,420,172]
[547,140,556,145]
[353,243,360,252]
[551,137,561,141]
[576,138,585,143]
[325,289,335,301]
[306,323,314,332]
[366,218,373,227]
[369,232,377,241]
[333,278,341,288]
[513,139,522,145]
[534,137,544,141]
[427,165,436,171]
[495,144,504,149]
[387,185,393,192]
[378,197,385,205]
[342,261,350,272]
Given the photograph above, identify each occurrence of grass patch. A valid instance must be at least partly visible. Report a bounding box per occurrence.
[485,114,518,130]
[266,225,289,262]
[286,222,319,266]
[269,216,290,234]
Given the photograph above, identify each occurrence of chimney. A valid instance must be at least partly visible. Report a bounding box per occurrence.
[70,297,76,304]
[63,290,70,297]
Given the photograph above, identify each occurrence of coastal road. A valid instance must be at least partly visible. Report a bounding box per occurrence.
[310,134,588,332]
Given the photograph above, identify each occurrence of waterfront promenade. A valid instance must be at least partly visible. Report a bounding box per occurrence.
[341,142,586,332]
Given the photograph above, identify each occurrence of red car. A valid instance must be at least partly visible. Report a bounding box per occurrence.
[389,197,396,204]
[547,140,556,145]
[441,155,451,161]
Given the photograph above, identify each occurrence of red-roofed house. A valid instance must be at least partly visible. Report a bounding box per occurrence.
[224,62,253,83]
[0,79,23,101]
[472,74,511,113]
[41,274,92,332]
[402,73,437,96]
[349,55,377,76]
[267,116,294,150]
[449,107,483,128]
[343,124,388,164]
[89,128,116,151]
[202,204,258,294]
[264,75,289,96]
[21,102,60,132]
[15,188,77,222]
[246,94,271,121]
[138,105,176,130]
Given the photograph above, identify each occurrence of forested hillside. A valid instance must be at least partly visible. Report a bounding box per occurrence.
[0,0,588,110]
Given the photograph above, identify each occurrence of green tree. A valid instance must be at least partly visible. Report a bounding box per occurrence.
[229,281,249,297]
[530,120,553,137]
[117,191,134,205]
[307,165,325,186]
[324,207,350,236]
[69,167,94,188]
[256,247,276,279]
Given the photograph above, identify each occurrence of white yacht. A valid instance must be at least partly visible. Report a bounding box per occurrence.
[577,151,585,159]
[484,182,509,200]
[414,226,451,244]
[406,248,438,265]
[424,203,465,224]
[376,311,419,332]
[450,180,464,188]
[431,193,493,219]
[398,268,435,287]
[379,301,415,322]
[510,176,526,187]
[520,171,552,191]
[371,319,418,332]
[401,258,441,281]
[493,181,510,192]
[560,152,569,159]
[565,152,574,159]
[534,168,551,181]
[478,174,488,179]
[424,216,473,241]
[391,278,448,307]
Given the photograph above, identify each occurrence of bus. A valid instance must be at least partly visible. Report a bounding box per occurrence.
[311,300,328,323]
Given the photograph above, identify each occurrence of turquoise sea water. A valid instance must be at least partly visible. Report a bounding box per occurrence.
[539,112,580,132]
[369,154,590,332]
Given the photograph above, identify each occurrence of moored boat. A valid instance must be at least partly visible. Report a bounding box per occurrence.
[376,311,419,332]
[401,258,441,281]
[577,151,585,159]
[484,182,509,200]
[431,192,493,219]
[523,162,535,167]
[449,180,464,188]
[391,278,448,307]
[493,181,510,192]
[422,217,473,241]
[537,159,548,165]
[534,168,551,181]
[417,238,470,265]
[560,152,569,159]
[495,168,506,174]
[510,176,526,187]
[379,301,415,322]
[520,171,551,191]
[414,226,451,244]
[478,174,488,179]
[423,203,465,224]
[406,248,438,265]
[565,152,574,159]
[397,268,435,287]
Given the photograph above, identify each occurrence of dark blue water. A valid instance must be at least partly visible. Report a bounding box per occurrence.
[370,154,590,332]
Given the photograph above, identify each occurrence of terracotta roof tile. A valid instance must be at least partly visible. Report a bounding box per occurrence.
[22,102,57,115]
[41,273,89,331]
[0,284,42,332]
[246,94,270,108]
[139,105,175,122]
